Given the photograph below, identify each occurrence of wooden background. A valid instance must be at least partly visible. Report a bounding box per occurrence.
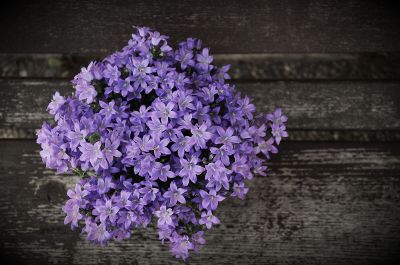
[1,1,400,264]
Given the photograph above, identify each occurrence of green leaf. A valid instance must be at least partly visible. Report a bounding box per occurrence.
[86,133,100,144]
[72,167,87,178]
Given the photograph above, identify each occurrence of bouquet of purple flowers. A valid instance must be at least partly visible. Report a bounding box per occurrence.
[37,27,288,260]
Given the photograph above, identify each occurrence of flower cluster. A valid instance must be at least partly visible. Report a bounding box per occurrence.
[36,27,288,260]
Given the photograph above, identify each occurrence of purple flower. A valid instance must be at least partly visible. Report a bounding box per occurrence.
[163,182,186,206]
[205,160,231,191]
[175,48,194,70]
[179,155,204,186]
[66,121,89,151]
[232,154,251,178]
[38,27,288,260]
[114,77,134,97]
[155,205,174,226]
[158,224,173,243]
[177,114,194,130]
[151,163,175,182]
[103,64,120,85]
[191,231,206,251]
[87,222,111,244]
[103,139,122,164]
[153,101,177,124]
[147,116,167,135]
[193,102,210,123]
[139,182,159,204]
[118,211,136,230]
[216,64,231,82]
[214,126,241,147]
[130,58,153,77]
[63,201,82,228]
[190,123,212,149]
[196,48,213,71]
[145,135,170,158]
[199,210,220,229]
[96,176,116,195]
[80,64,94,82]
[256,137,278,158]
[99,100,117,118]
[210,145,234,166]
[170,233,193,260]
[116,190,133,209]
[271,124,288,145]
[175,90,195,111]
[47,92,66,115]
[77,83,97,104]
[231,182,249,200]
[67,184,89,206]
[199,189,225,210]
[93,199,120,223]
[238,96,256,120]
[79,141,107,170]
[171,134,193,158]
[267,108,288,126]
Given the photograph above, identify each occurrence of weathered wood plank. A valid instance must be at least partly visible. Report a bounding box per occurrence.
[0,0,399,54]
[0,79,399,139]
[2,53,400,80]
[242,81,400,131]
[1,140,399,264]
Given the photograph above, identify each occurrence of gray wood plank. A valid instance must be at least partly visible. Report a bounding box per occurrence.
[0,0,399,54]
[1,140,399,265]
[0,79,399,139]
[2,53,400,80]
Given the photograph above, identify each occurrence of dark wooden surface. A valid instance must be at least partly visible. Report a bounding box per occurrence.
[1,1,400,53]
[0,1,400,264]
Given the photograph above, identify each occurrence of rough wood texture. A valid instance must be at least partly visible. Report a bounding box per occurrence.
[1,1,399,264]
[1,140,399,265]
[2,53,400,80]
[1,79,399,139]
[1,0,399,54]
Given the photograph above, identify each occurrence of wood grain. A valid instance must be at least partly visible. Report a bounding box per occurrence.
[1,140,399,265]
[2,53,400,80]
[0,0,399,54]
[1,1,399,264]
[0,79,399,139]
